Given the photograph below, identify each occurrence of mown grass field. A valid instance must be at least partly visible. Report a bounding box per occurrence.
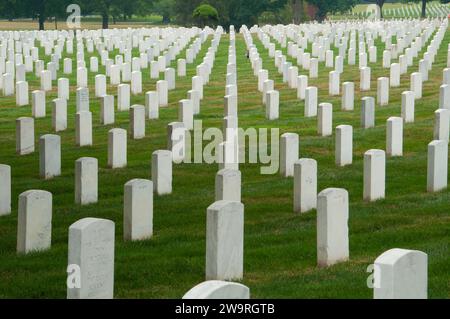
[0,25,449,298]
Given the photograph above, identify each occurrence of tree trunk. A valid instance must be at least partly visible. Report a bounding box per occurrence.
[38,15,45,30]
[55,18,58,30]
[421,0,426,19]
[102,13,109,29]
[298,0,304,23]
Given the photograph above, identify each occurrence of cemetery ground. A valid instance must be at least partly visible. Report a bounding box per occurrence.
[0,27,449,299]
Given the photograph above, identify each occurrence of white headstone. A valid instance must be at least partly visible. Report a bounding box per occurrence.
[374,248,427,299]
[317,188,349,267]
[17,190,52,254]
[108,128,127,168]
[0,164,11,216]
[124,179,153,241]
[427,139,448,192]
[75,157,98,205]
[293,158,317,213]
[151,150,172,195]
[280,133,299,177]
[363,149,385,201]
[206,200,244,281]
[39,134,61,179]
[16,117,34,155]
[67,218,115,299]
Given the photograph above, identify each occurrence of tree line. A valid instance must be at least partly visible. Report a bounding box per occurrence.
[1,0,446,30]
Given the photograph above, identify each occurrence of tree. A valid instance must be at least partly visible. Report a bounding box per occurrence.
[193,4,219,27]
[307,0,358,21]
[153,0,176,24]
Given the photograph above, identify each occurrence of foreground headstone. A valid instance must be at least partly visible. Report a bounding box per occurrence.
[16,117,34,155]
[361,97,375,129]
[145,91,159,119]
[434,109,449,143]
[0,164,11,216]
[100,95,115,125]
[293,158,317,213]
[39,134,61,179]
[215,169,241,202]
[377,77,389,106]
[206,200,244,281]
[75,157,98,205]
[17,190,52,254]
[152,150,173,195]
[305,86,318,117]
[342,82,354,111]
[52,98,67,132]
[16,81,29,106]
[75,111,93,146]
[386,117,403,157]
[67,218,115,299]
[401,91,415,123]
[266,90,279,120]
[157,80,168,107]
[427,140,448,192]
[32,90,46,118]
[336,125,352,166]
[76,87,89,112]
[130,105,146,139]
[364,149,385,201]
[318,103,332,136]
[374,248,427,299]
[179,99,194,130]
[183,281,250,299]
[117,84,130,111]
[124,179,153,241]
[317,188,349,267]
[108,128,127,168]
[280,133,299,177]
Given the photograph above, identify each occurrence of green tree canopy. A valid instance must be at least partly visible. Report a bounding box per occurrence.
[193,3,219,27]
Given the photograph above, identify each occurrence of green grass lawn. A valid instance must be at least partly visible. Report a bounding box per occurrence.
[0,26,449,298]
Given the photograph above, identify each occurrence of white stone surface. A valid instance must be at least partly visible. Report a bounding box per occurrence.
[305,86,318,117]
[130,105,146,139]
[206,200,244,281]
[361,97,375,129]
[16,117,34,155]
[75,157,98,205]
[32,90,46,118]
[67,218,115,299]
[364,149,385,201]
[152,150,172,195]
[280,133,299,177]
[183,281,250,299]
[317,188,349,267]
[124,179,153,241]
[145,91,159,119]
[108,128,127,168]
[0,164,11,216]
[75,111,93,146]
[336,125,352,166]
[341,82,354,111]
[374,248,427,299]
[401,91,415,123]
[17,190,52,254]
[39,134,61,179]
[427,139,448,192]
[386,117,403,157]
[215,169,241,202]
[318,103,332,136]
[293,158,317,213]
[100,95,115,125]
